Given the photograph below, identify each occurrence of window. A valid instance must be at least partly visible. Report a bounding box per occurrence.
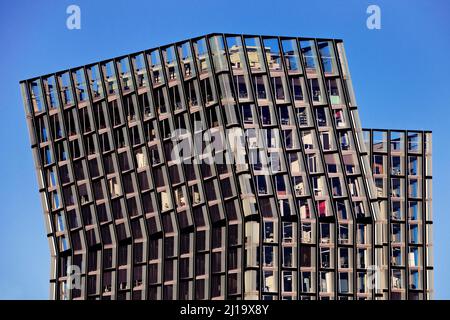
[184,80,199,107]
[36,117,49,143]
[59,72,74,105]
[409,156,421,176]
[86,65,103,100]
[212,252,223,272]
[124,95,137,122]
[391,156,403,175]
[263,221,274,243]
[320,272,334,293]
[327,78,341,104]
[139,92,153,119]
[200,77,215,105]
[392,269,404,290]
[309,78,323,103]
[409,178,421,198]
[296,107,310,127]
[334,109,346,128]
[279,105,292,125]
[408,201,421,221]
[321,247,332,268]
[73,68,88,101]
[178,41,195,79]
[391,178,403,198]
[345,257,362,281]
[320,223,332,243]
[391,200,403,221]
[299,200,312,220]
[408,133,421,153]
[390,132,404,151]
[163,46,180,83]
[273,76,287,101]
[217,74,235,103]
[149,50,164,86]
[300,40,319,73]
[291,77,305,103]
[169,85,184,111]
[245,37,265,72]
[283,247,294,267]
[117,57,133,92]
[130,125,143,146]
[373,155,385,175]
[409,225,421,244]
[300,246,312,267]
[164,237,176,258]
[336,201,348,220]
[339,272,350,294]
[311,176,325,196]
[343,153,358,174]
[322,154,337,174]
[301,272,314,293]
[339,224,350,244]
[132,53,149,88]
[118,150,132,171]
[281,39,301,73]
[354,201,367,218]
[262,271,276,292]
[339,132,351,150]
[283,271,294,293]
[253,75,268,100]
[154,87,168,115]
[235,75,249,100]
[339,248,350,268]
[330,177,343,197]
[318,41,338,75]
[260,105,274,126]
[196,253,206,276]
[283,222,293,243]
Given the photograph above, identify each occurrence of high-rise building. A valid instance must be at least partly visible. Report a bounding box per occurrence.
[362,129,433,300]
[20,33,432,300]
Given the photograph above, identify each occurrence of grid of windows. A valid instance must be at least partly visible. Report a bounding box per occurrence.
[363,129,433,300]
[20,33,431,300]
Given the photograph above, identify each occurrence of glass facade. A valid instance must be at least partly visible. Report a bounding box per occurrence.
[363,129,433,300]
[20,33,432,300]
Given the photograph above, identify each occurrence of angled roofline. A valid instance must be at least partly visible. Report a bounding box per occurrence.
[20,32,344,83]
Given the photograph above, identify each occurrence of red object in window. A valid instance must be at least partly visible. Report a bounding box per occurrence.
[318,201,327,217]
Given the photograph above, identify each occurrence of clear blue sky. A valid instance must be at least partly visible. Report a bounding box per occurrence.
[0,0,449,299]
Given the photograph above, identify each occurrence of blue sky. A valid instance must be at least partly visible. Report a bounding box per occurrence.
[0,0,449,299]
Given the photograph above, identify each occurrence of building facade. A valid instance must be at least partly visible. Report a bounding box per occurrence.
[20,33,432,300]
[363,129,433,299]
